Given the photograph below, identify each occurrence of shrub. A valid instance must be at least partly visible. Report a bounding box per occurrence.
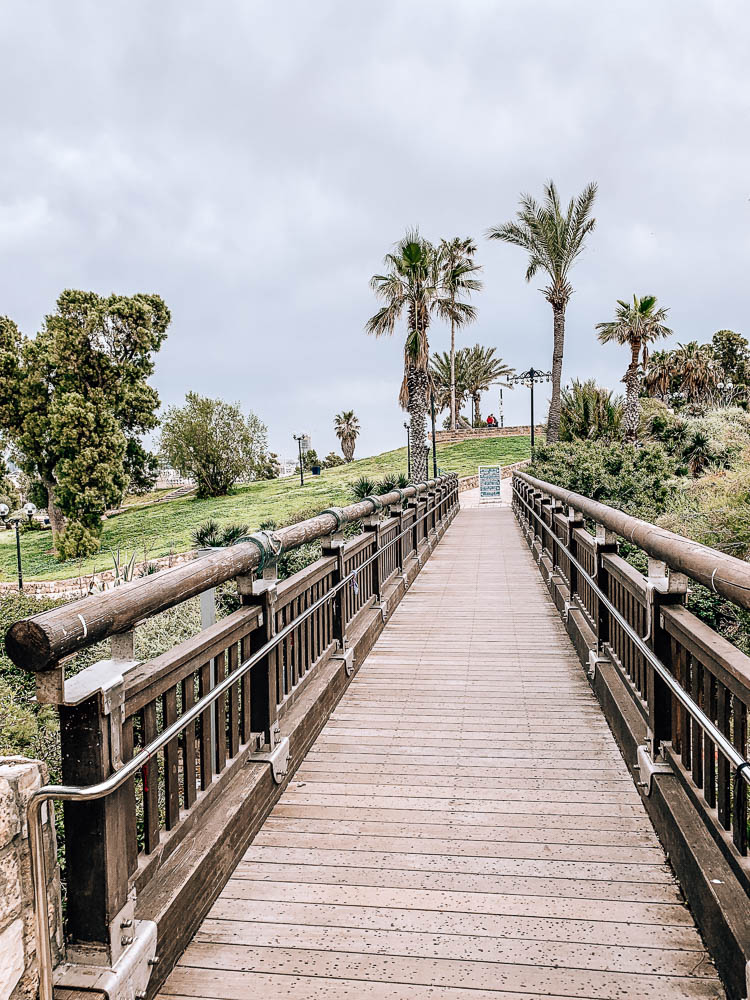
[192,520,249,548]
[528,440,676,520]
[559,379,624,442]
[349,476,377,500]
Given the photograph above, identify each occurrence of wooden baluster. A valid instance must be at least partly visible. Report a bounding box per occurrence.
[703,670,716,809]
[732,697,747,855]
[163,686,180,828]
[691,658,703,788]
[594,524,618,656]
[141,700,161,850]
[181,673,197,808]
[322,529,346,651]
[121,716,138,878]
[363,509,382,603]
[240,633,253,744]
[214,648,227,772]
[228,642,240,758]
[198,661,214,790]
[717,681,731,829]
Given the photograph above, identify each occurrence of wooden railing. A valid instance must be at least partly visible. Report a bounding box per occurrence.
[9,474,459,998]
[513,471,749,860]
[512,470,750,997]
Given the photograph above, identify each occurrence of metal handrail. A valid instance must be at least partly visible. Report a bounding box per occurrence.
[28,482,457,1000]
[512,479,750,788]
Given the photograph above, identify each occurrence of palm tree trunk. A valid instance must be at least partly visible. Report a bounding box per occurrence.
[547,304,566,443]
[407,365,428,481]
[473,392,480,427]
[449,317,456,432]
[624,341,641,442]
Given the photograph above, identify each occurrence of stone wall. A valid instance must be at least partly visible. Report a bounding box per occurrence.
[0,758,62,1000]
[429,425,544,445]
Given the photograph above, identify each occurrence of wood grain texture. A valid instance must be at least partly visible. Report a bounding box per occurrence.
[159,506,725,1000]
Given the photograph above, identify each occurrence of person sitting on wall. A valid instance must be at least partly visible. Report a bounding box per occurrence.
[487,414,497,427]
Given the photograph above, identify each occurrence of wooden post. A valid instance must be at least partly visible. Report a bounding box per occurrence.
[594,523,618,654]
[363,512,382,602]
[321,531,346,650]
[567,506,585,599]
[647,559,687,759]
[59,687,131,959]
[238,568,279,750]
[391,500,405,573]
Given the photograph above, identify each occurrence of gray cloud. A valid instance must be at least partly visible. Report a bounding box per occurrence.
[1,1,749,461]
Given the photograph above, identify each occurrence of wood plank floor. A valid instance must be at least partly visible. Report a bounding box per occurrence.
[159,506,725,1000]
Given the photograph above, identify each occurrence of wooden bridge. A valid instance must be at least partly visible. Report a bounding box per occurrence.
[7,473,750,1000]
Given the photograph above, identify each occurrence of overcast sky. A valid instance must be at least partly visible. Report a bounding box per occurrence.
[1,1,749,462]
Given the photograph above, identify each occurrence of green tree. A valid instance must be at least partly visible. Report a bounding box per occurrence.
[487,180,597,442]
[0,291,169,558]
[160,393,269,497]
[463,344,513,426]
[334,410,361,462]
[596,295,671,441]
[559,379,624,442]
[322,451,345,468]
[366,231,470,481]
[438,237,482,430]
[711,329,749,384]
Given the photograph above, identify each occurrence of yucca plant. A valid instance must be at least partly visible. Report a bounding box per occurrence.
[377,474,398,495]
[192,519,223,548]
[110,548,137,586]
[220,522,249,545]
[395,473,410,489]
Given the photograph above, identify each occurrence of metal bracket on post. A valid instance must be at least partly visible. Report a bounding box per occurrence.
[636,740,673,796]
[248,722,290,783]
[587,648,609,681]
[58,888,158,1000]
[332,646,355,677]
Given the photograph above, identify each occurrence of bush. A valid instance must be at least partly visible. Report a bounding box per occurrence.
[528,440,676,520]
[56,520,101,559]
[559,379,624,442]
[192,520,249,548]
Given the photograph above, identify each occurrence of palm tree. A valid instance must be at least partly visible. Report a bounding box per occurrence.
[463,345,514,426]
[596,295,671,441]
[672,341,720,404]
[334,410,360,462]
[366,231,471,480]
[439,238,482,431]
[430,348,470,417]
[644,350,674,403]
[486,180,597,442]
[559,379,624,442]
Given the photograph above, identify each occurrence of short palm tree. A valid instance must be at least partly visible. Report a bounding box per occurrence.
[486,180,597,442]
[463,345,514,426]
[672,341,720,404]
[439,237,482,431]
[334,410,360,462]
[596,295,671,441]
[559,379,624,442]
[430,348,470,417]
[644,350,674,403]
[366,231,471,480]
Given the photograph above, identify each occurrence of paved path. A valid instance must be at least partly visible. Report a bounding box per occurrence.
[160,506,724,1000]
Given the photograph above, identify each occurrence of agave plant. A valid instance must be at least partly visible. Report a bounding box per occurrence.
[395,473,410,489]
[377,474,398,495]
[349,475,377,500]
[110,548,137,586]
[192,519,223,548]
[220,522,250,545]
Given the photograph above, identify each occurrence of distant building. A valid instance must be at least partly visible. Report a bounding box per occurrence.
[155,466,194,489]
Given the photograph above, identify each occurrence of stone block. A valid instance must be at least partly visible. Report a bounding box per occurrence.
[0,918,24,1000]
[0,779,19,851]
[0,846,22,924]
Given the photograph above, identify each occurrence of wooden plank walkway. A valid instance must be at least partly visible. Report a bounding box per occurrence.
[159,505,725,1000]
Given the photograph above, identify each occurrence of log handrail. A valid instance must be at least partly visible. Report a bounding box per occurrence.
[517,471,750,610]
[7,476,454,672]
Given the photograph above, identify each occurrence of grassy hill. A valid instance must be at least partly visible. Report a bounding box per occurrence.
[0,435,530,582]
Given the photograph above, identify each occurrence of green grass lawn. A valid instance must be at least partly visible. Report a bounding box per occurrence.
[0,436,530,582]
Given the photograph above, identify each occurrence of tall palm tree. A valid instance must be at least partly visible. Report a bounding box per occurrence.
[486,180,597,442]
[366,231,471,480]
[463,344,514,426]
[439,237,482,431]
[596,295,672,441]
[644,349,674,403]
[334,410,360,462]
[430,349,470,417]
[672,341,720,404]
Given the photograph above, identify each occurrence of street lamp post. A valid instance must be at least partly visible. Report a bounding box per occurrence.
[12,520,23,591]
[430,392,438,478]
[507,367,552,457]
[293,434,305,487]
[404,421,411,480]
